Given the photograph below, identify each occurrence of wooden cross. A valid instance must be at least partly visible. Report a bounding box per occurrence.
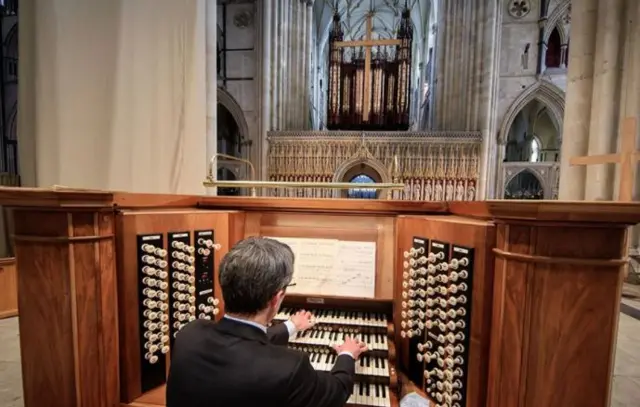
[569,117,640,201]
[332,13,402,121]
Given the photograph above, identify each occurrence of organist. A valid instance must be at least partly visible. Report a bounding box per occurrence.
[166,237,368,407]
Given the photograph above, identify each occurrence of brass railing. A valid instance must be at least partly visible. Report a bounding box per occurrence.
[203,154,404,197]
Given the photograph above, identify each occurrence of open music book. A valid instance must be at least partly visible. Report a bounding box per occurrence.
[265,236,376,298]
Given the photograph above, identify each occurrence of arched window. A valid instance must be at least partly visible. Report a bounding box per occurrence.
[545,28,562,68]
[347,174,377,199]
[530,136,541,162]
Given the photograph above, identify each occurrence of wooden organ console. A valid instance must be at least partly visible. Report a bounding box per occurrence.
[3,188,640,407]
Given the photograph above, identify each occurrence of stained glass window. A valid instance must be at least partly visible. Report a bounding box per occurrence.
[347,174,377,199]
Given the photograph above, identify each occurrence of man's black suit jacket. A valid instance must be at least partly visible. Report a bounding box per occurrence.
[166,317,356,407]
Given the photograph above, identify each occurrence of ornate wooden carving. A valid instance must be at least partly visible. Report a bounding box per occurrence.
[327,9,413,131]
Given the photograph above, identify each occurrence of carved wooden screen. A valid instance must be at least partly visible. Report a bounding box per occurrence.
[327,9,413,131]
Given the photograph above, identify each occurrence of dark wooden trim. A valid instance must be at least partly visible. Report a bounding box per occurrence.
[13,234,114,243]
[493,248,629,268]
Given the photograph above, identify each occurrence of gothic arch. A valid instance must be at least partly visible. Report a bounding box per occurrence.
[504,168,547,190]
[332,156,392,199]
[498,80,565,145]
[503,167,549,199]
[4,22,17,52]
[544,0,570,44]
[217,87,249,143]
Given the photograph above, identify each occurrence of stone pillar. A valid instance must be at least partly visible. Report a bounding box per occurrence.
[299,1,308,129]
[206,0,217,195]
[584,0,626,200]
[559,44,568,68]
[432,0,500,199]
[558,0,598,200]
[618,1,640,252]
[304,1,313,129]
[271,1,281,130]
[260,1,272,181]
[557,0,637,201]
[279,0,291,129]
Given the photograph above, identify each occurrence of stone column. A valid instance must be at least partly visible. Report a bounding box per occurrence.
[271,1,281,130]
[584,0,626,200]
[431,0,500,199]
[299,1,308,129]
[279,0,292,129]
[618,1,640,252]
[206,0,217,195]
[557,0,636,201]
[304,1,313,129]
[559,44,568,68]
[290,1,301,129]
[260,1,272,181]
[557,0,598,200]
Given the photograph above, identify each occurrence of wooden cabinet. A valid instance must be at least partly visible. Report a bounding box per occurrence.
[0,257,17,319]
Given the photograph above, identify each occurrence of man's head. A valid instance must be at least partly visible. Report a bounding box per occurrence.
[218,236,295,320]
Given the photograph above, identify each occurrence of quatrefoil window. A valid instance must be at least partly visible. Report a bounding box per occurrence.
[508,0,531,19]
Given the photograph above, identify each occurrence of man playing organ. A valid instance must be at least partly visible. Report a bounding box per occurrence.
[166,237,368,407]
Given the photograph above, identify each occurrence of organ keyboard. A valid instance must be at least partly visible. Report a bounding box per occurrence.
[6,189,638,407]
[274,302,398,406]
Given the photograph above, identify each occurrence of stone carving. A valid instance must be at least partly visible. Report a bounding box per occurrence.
[267,130,482,201]
[434,180,444,201]
[562,4,571,24]
[466,181,476,201]
[445,180,454,201]
[499,162,560,200]
[233,11,253,29]
[424,180,433,201]
[508,0,531,19]
[413,182,422,201]
[455,181,465,201]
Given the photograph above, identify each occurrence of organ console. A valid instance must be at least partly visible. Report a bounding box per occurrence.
[4,188,640,407]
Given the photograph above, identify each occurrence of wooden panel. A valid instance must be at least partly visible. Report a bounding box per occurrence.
[13,209,118,407]
[116,209,242,403]
[0,257,17,318]
[487,221,628,407]
[394,215,495,407]
[242,211,396,300]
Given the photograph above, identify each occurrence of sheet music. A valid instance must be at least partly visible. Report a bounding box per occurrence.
[265,236,376,298]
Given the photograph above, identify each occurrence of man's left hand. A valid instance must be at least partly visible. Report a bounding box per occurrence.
[290,310,315,332]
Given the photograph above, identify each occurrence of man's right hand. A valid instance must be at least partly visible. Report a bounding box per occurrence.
[333,336,368,360]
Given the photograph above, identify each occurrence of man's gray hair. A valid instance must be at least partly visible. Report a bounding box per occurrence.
[218,236,295,315]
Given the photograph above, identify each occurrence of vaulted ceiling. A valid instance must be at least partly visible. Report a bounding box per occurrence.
[313,0,432,50]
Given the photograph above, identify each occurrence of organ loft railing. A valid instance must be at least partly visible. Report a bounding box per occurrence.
[204,153,405,198]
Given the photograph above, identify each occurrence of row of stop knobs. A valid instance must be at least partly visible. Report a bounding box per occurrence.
[171,240,219,335]
[140,243,171,364]
[421,337,465,407]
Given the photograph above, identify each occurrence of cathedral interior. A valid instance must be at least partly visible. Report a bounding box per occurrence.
[210,0,572,204]
[0,0,639,406]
